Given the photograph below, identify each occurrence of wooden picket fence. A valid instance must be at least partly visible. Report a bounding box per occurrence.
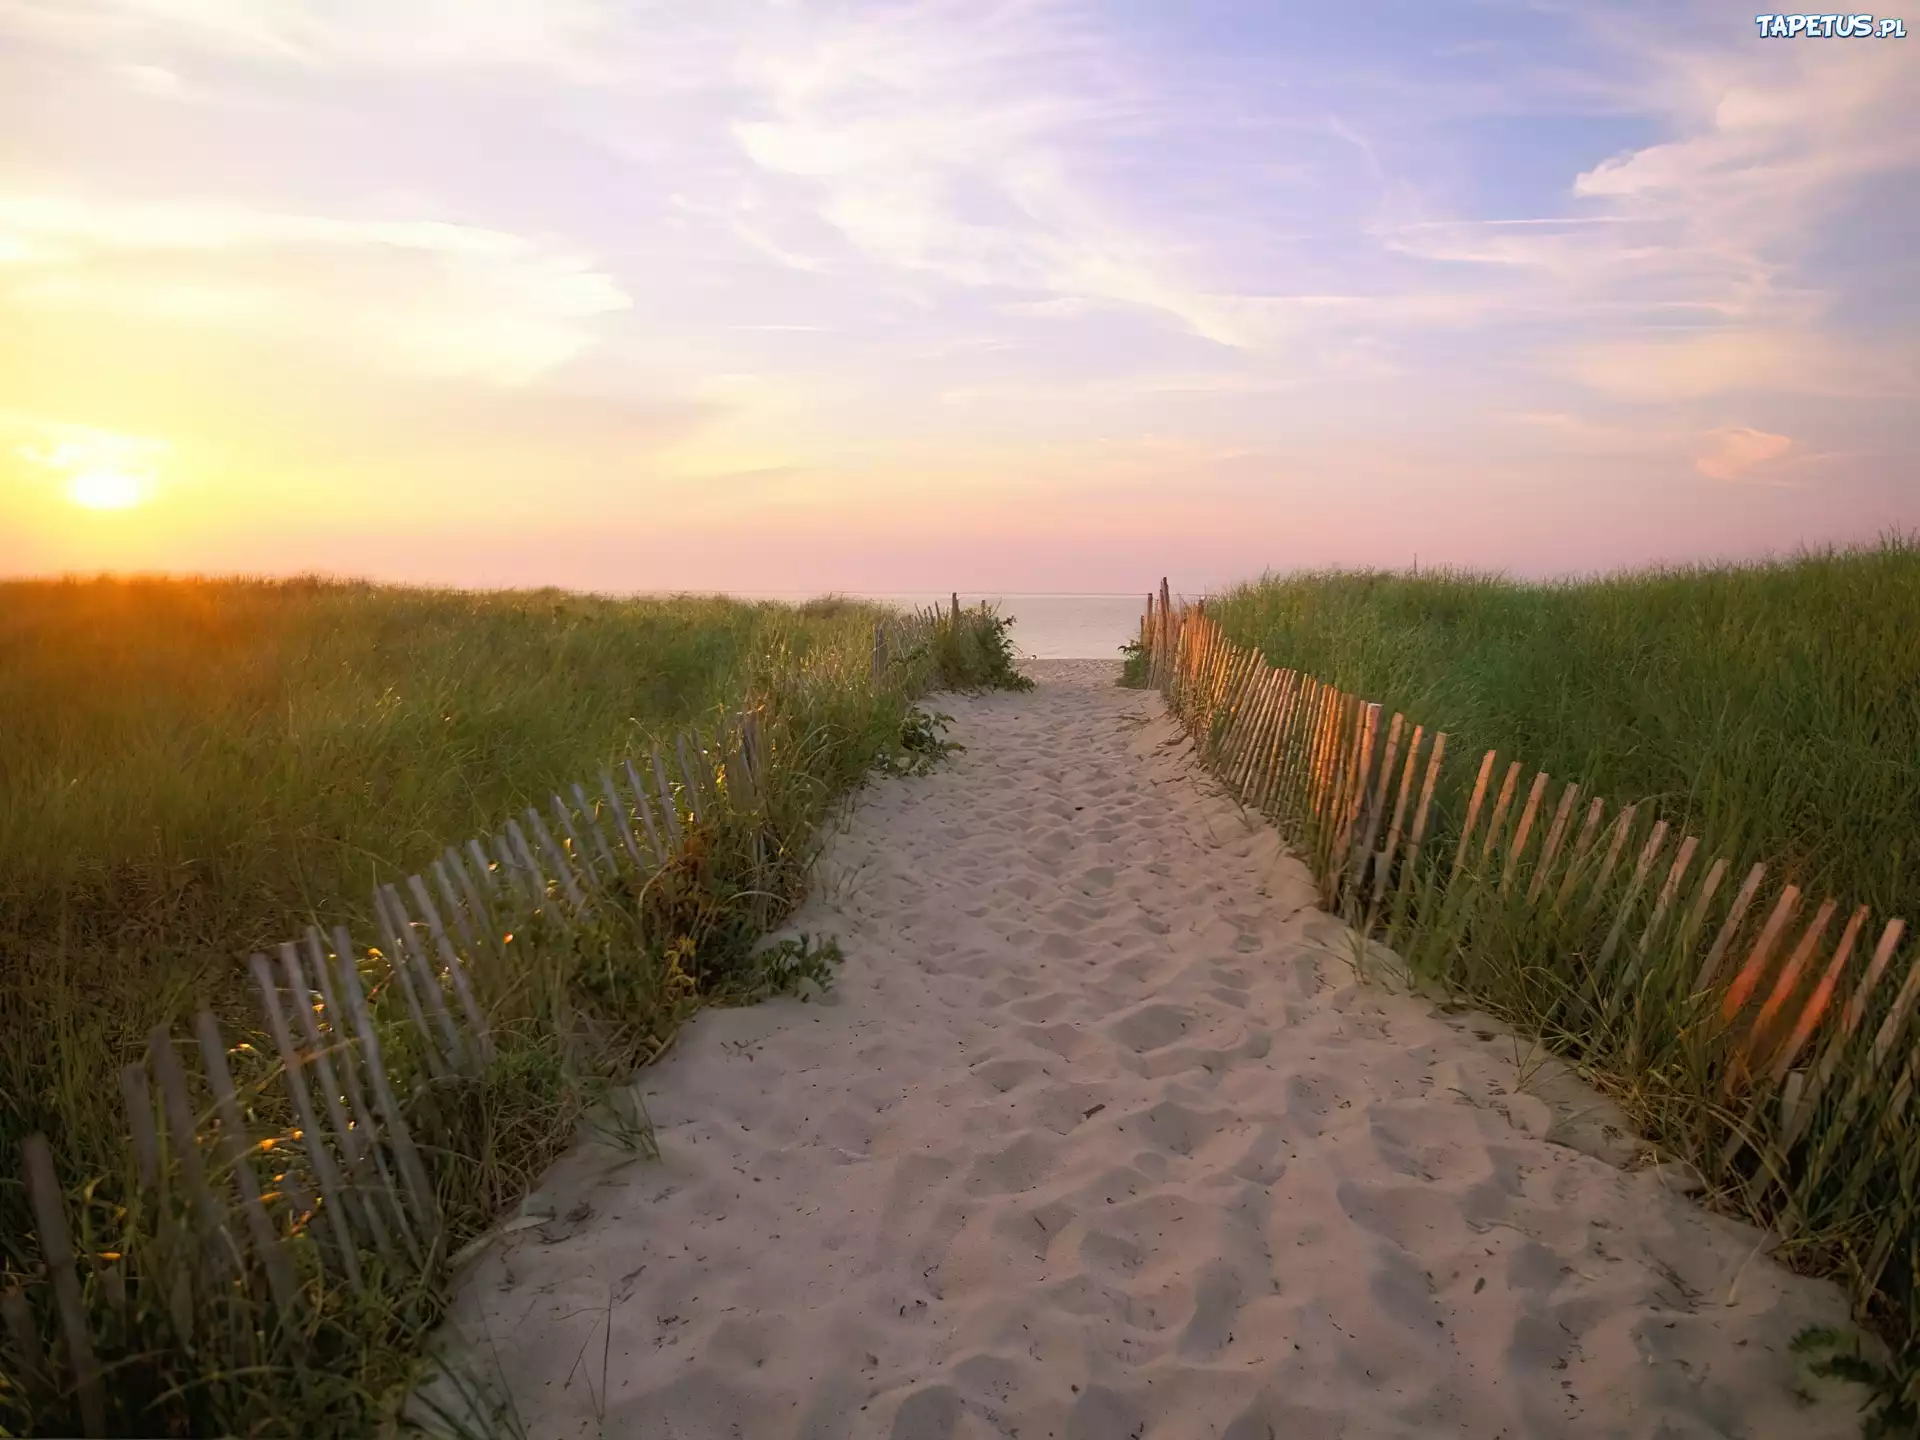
[1142,581,1919,1345]
[2,619,922,1435]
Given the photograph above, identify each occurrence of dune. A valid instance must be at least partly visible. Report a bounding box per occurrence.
[427,660,1862,1439]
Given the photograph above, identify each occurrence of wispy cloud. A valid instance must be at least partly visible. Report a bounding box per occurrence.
[0,195,630,383]
[1695,426,1792,482]
[0,0,625,77]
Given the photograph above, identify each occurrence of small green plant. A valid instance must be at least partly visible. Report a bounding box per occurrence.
[1791,1325,1915,1437]
[1118,637,1151,688]
[878,706,961,775]
[734,933,845,1003]
[579,1086,660,1160]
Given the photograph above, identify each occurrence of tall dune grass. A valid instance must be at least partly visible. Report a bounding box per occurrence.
[1204,536,1920,927]
[0,579,870,1179]
[0,576,1025,1435]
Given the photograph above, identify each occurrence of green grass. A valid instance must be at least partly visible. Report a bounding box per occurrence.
[1203,535,1920,927]
[0,578,873,1181]
[0,576,1029,1436]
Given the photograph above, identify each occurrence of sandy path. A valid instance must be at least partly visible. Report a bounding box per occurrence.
[436,662,1859,1440]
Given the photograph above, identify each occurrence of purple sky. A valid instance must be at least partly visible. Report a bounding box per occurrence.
[2,0,1915,593]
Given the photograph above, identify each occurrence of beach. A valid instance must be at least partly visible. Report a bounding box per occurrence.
[430,660,1862,1439]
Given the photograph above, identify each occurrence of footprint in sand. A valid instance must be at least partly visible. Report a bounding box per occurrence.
[970,1056,1043,1094]
[1128,1099,1233,1158]
[965,1133,1057,1195]
[1016,1020,1096,1061]
[1106,1001,1198,1054]
[1009,991,1072,1023]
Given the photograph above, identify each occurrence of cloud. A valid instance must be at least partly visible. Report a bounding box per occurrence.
[0,194,630,383]
[1695,426,1791,482]
[1559,328,1911,402]
[723,2,1282,347]
[1372,14,1920,402]
[0,0,624,78]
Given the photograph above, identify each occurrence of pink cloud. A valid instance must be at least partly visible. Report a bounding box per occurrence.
[1695,426,1792,481]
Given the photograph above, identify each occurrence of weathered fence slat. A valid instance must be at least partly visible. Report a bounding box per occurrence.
[550,794,595,888]
[1387,732,1448,937]
[1262,671,1308,817]
[1749,899,1839,1057]
[1863,921,1920,1074]
[1219,660,1260,793]
[374,886,455,1079]
[407,874,492,1064]
[1499,770,1551,895]
[1525,782,1581,904]
[676,733,706,827]
[498,822,534,900]
[1274,675,1316,817]
[1308,687,1343,822]
[526,807,589,916]
[1697,862,1769,992]
[1242,671,1286,802]
[1597,820,1671,972]
[1576,804,1640,920]
[626,757,669,864]
[1771,904,1869,1089]
[285,938,400,1265]
[192,1008,303,1318]
[329,926,440,1250]
[1550,798,1609,911]
[384,883,470,1074]
[119,1062,160,1189]
[1451,751,1499,882]
[1479,760,1523,863]
[1720,885,1803,1024]
[249,953,364,1290]
[1,1285,51,1416]
[572,781,621,880]
[1355,713,1404,883]
[433,856,481,955]
[1371,724,1423,907]
[146,1024,234,1275]
[1674,855,1730,960]
[22,1134,106,1437]
[601,768,650,873]
[466,838,501,896]
[651,747,685,853]
[1636,835,1701,959]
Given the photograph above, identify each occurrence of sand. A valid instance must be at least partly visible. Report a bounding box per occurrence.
[430,660,1863,1439]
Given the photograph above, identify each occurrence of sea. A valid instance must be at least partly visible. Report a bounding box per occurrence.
[748,593,1149,661]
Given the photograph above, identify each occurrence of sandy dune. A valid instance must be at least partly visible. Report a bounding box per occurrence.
[433,661,1861,1439]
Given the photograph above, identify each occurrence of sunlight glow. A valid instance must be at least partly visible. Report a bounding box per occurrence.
[15,424,167,513]
[67,469,146,510]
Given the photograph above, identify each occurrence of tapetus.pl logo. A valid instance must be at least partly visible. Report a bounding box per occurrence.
[1754,12,1907,35]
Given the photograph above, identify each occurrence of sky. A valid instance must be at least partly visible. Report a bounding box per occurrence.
[1,0,1915,594]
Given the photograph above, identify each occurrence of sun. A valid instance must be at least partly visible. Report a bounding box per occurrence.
[67,469,147,510]
[15,423,168,512]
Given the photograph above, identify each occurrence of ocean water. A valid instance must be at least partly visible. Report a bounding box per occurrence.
[744,593,1149,660]
[883,594,1148,661]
